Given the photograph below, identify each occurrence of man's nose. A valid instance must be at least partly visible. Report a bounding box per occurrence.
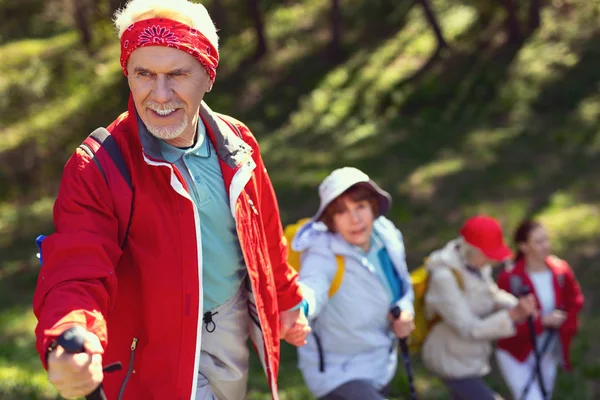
[152,75,172,103]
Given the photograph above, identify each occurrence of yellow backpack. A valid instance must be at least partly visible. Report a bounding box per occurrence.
[284,218,345,297]
[409,260,464,353]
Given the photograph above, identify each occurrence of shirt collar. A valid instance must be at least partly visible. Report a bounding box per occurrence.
[353,230,383,256]
[159,120,210,163]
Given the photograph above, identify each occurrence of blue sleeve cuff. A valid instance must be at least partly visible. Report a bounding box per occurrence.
[287,299,308,315]
[301,299,309,317]
[396,296,415,316]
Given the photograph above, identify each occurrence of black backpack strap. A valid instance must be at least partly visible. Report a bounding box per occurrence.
[509,274,524,296]
[556,273,565,290]
[79,128,133,249]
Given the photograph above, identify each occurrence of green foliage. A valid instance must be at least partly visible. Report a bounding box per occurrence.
[0,0,70,43]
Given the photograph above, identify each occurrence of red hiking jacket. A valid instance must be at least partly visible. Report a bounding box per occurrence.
[33,97,302,399]
[496,255,584,370]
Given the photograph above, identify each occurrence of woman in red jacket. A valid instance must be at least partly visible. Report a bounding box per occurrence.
[496,220,584,400]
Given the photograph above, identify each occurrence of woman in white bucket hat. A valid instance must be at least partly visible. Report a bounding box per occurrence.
[291,167,415,400]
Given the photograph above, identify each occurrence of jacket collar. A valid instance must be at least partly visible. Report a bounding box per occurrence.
[127,95,252,168]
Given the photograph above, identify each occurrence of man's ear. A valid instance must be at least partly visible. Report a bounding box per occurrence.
[206,81,213,93]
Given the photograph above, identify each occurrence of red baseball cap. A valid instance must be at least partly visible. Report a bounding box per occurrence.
[460,215,513,261]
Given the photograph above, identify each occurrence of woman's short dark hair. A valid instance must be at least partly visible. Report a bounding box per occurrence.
[319,184,379,232]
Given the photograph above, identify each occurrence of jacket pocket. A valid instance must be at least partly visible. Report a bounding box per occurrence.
[117,337,138,400]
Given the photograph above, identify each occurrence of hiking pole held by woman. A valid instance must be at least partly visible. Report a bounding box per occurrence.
[519,305,564,400]
[520,286,549,400]
[57,326,107,400]
[519,328,556,400]
[391,305,418,400]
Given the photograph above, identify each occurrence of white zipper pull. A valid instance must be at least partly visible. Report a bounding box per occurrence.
[248,199,259,215]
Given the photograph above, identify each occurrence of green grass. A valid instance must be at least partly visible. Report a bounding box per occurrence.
[2,0,600,398]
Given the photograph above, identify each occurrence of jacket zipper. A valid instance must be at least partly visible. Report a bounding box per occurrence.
[117,337,138,400]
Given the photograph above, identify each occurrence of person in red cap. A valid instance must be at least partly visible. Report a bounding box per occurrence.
[495,219,584,400]
[420,215,537,400]
[32,1,309,399]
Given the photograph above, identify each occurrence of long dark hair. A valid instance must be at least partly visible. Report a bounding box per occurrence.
[513,219,542,261]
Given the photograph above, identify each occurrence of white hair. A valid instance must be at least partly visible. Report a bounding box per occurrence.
[457,237,481,262]
[113,0,219,52]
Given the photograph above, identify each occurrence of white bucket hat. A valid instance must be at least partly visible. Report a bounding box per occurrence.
[313,167,392,221]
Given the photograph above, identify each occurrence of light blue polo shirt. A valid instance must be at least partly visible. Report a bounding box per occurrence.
[159,122,246,313]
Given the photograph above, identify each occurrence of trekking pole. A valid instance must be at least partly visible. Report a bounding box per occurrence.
[520,328,556,400]
[58,326,107,400]
[391,306,418,400]
[519,286,548,400]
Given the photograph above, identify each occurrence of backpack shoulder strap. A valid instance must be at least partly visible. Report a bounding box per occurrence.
[79,128,133,249]
[450,268,464,291]
[427,267,465,328]
[556,272,565,290]
[546,255,567,289]
[328,255,345,297]
[426,267,464,291]
[509,274,524,296]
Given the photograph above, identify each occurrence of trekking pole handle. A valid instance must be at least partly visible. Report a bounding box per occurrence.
[57,326,107,400]
[390,305,418,400]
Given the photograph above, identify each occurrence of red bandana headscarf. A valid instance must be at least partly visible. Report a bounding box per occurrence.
[120,18,219,83]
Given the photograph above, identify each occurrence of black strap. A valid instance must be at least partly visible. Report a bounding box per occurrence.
[79,128,133,249]
[88,128,133,191]
[509,275,523,296]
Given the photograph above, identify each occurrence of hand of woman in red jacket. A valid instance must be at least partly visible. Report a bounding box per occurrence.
[508,294,538,323]
[542,309,567,328]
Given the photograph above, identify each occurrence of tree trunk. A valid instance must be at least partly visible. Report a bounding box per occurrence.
[417,0,449,50]
[247,0,267,60]
[528,0,542,31]
[72,0,92,51]
[500,0,521,42]
[329,0,342,61]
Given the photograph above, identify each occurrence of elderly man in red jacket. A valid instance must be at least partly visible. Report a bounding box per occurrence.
[32,0,310,399]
